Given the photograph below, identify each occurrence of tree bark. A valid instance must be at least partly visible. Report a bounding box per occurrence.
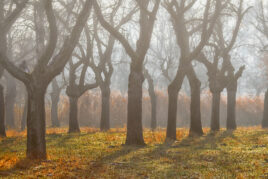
[187,71,203,136]
[51,97,60,127]
[149,91,157,131]
[125,70,145,145]
[100,86,110,131]
[262,89,268,128]
[0,85,6,137]
[68,96,80,133]
[5,75,16,128]
[166,65,186,141]
[189,81,203,136]
[145,71,157,131]
[210,92,221,131]
[226,81,237,130]
[26,87,46,159]
[21,92,27,131]
[0,1,6,137]
[166,88,179,140]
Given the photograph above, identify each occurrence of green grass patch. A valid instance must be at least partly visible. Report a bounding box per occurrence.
[0,128,267,178]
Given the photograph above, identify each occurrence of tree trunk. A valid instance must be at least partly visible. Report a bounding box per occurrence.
[51,94,60,127]
[262,89,268,128]
[125,70,145,145]
[26,88,46,159]
[210,92,221,131]
[68,96,80,133]
[187,72,203,136]
[146,73,157,131]
[149,92,157,131]
[226,81,237,130]
[165,65,186,141]
[166,88,179,140]
[5,76,16,128]
[0,85,6,137]
[0,3,6,136]
[100,86,110,131]
[21,92,27,131]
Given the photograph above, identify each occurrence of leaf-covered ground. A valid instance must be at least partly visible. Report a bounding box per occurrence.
[0,127,267,178]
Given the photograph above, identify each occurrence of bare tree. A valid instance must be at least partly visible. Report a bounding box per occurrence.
[50,77,66,128]
[94,0,160,145]
[5,73,16,128]
[254,0,268,128]
[163,0,222,139]
[0,0,93,159]
[92,1,136,131]
[92,26,115,131]
[66,58,98,133]
[0,0,28,137]
[143,63,157,130]
[197,0,248,131]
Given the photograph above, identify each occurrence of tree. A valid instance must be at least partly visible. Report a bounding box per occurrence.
[92,2,135,131]
[144,64,157,130]
[225,59,245,130]
[66,43,98,133]
[197,0,248,131]
[92,24,115,131]
[163,0,222,140]
[4,72,17,128]
[19,61,29,131]
[0,0,28,137]
[50,77,66,127]
[94,0,160,145]
[0,0,93,159]
[253,0,268,128]
[263,85,268,128]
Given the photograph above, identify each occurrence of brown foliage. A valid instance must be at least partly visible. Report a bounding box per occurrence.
[12,90,264,129]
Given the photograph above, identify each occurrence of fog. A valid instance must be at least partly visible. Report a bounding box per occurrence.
[0,0,267,163]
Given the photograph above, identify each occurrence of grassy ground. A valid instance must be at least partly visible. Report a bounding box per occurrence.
[0,127,267,178]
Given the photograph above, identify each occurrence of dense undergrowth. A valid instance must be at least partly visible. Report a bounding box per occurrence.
[0,127,267,178]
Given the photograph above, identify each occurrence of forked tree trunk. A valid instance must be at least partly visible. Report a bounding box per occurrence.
[226,81,237,130]
[0,85,6,137]
[125,70,145,145]
[26,87,46,159]
[188,78,203,136]
[21,92,27,131]
[51,93,60,127]
[100,86,110,131]
[68,96,80,133]
[166,88,179,140]
[5,78,16,128]
[262,89,268,128]
[211,92,221,131]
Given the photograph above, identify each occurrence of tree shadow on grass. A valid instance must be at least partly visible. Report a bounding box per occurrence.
[128,130,237,164]
[46,133,88,148]
[0,137,25,154]
[115,130,239,178]
[169,130,237,150]
[82,145,144,177]
[0,158,42,177]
